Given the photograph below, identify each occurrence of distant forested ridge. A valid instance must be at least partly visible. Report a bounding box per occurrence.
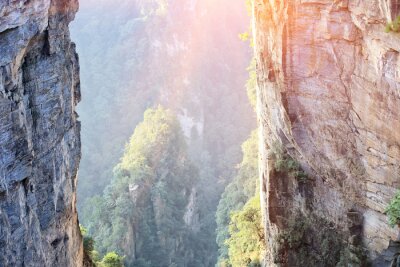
[71,0,254,206]
[72,0,256,265]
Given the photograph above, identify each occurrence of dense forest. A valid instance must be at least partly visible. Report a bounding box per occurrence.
[81,107,206,266]
[71,0,262,266]
[81,109,263,266]
[71,0,254,206]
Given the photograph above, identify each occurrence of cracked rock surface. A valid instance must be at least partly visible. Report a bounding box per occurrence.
[0,0,87,266]
[253,0,400,265]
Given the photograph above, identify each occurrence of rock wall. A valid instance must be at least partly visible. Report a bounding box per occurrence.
[252,0,400,265]
[0,0,87,266]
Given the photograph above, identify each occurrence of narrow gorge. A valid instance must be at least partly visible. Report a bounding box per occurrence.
[0,0,399,267]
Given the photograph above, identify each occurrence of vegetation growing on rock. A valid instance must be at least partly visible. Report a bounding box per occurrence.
[216,131,264,266]
[385,191,400,227]
[246,59,257,111]
[271,144,308,183]
[100,252,125,267]
[385,15,400,33]
[276,213,365,267]
[80,225,95,259]
[80,225,124,266]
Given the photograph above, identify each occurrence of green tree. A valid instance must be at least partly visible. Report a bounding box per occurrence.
[101,252,124,267]
[216,130,260,264]
[226,196,264,267]
[82,107,200,266]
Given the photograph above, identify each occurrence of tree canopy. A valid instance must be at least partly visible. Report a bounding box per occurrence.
[81,107,199,266]
[216,130,264,266]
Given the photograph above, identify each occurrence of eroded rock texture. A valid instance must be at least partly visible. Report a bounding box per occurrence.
[0,1,87,266]
[253,0,400,266]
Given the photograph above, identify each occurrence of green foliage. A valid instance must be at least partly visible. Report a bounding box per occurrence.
[245,0,252,15]
[239,32,250,41]
[272,143,308,183]
[73,1,256,265]
[101,252,124,267]
[240,0,254,48]
[385,15,400,33]
[73,0,256,220]
[385,191,400,227]
[226,196,264,267]
[91,251,102,263]
[276,213,367,266]
[246,59,257,111]
[80,225,95,260]
[336,247,364,267]
[278,216,310,250]
[216,131,260,265]
[277,214,342,266]
[80,225,88,236]
[82,107,202,266]
[80,225,123,266]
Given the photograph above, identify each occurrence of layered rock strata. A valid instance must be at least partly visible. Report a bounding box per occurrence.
[0,0,87,266]
[253,0,400,265]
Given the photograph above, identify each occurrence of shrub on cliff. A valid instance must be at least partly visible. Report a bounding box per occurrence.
[100,252,124,267]
[385,15,400,33]
[272,143,308,183]
[385,191,400,227]
[80,225,95,259]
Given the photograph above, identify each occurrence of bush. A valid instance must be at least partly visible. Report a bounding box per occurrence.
[277,214,346,266]
[385,191,400,227]
[385,15,400,33]
[101,252,124,267]
[272,143,308,183]
[80,225,94,257]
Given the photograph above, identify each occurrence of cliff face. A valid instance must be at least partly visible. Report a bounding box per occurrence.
[0,1,86,266]
[253,0,400,265]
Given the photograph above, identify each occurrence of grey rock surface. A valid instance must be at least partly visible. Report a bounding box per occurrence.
[0,0,87,266]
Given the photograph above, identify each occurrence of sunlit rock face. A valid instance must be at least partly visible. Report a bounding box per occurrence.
[0,0,88,266]
[253,0,400,265]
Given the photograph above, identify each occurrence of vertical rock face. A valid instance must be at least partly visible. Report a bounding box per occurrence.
[253,0,400,265]
[0,0,86,266]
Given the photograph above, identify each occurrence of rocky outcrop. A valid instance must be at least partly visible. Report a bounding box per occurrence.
[0,1,86,266]
[252,0,400,265]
